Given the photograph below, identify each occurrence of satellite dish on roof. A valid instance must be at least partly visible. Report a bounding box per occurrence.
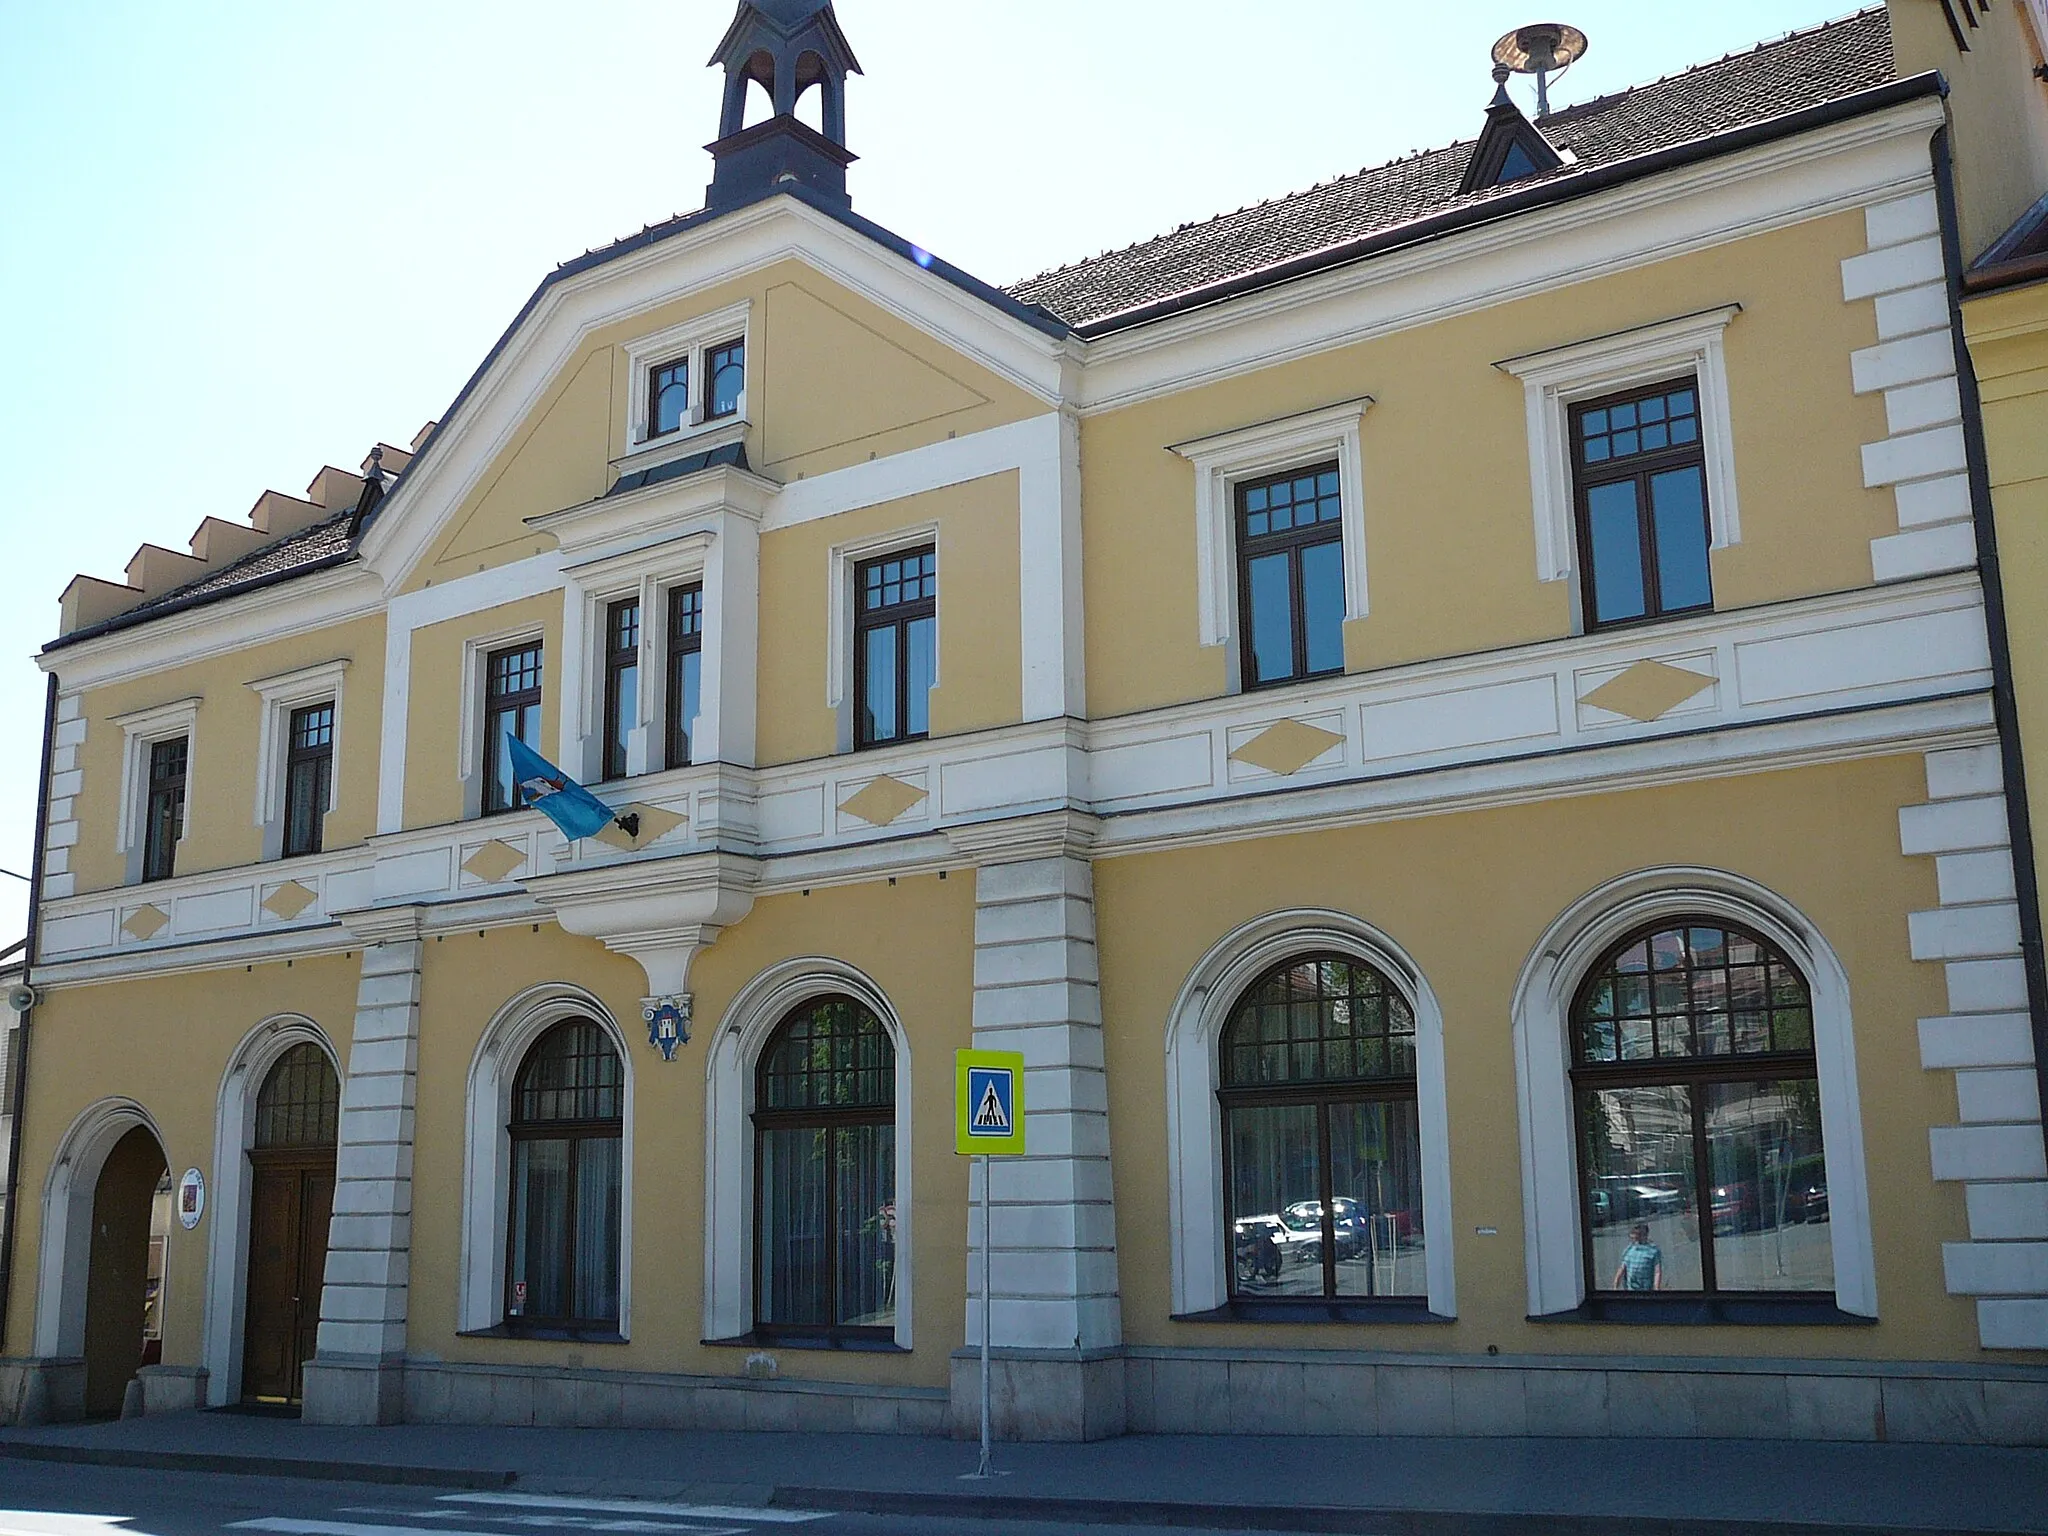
[1491,22,1588,119]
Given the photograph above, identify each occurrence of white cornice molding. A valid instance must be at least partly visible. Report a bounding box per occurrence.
[1075,96,1946,414]
[38,566,380,693]
[531,465,776,564]
[524,849,761,996]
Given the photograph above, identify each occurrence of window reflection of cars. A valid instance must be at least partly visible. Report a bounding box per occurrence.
[1232,1216,1287,1281]
[1281,1198,1370,1260]
[1711,1181,1758,1234]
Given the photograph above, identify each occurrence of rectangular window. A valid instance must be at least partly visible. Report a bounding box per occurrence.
[1571,379,1713,629]
[666,583,704,770]
[1237,464,1346,690]
[601,599,640,782]
[483,642,543,816]
[854,547,936,749]
[648,359,689,439]
[281,702,334,858]
[141,736,188,882]
[705,339,745,420]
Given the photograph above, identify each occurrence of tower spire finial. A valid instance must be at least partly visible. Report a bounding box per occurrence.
[705,1,862,212]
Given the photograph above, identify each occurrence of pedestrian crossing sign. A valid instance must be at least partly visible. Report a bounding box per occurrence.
[955,1049,1026,1155]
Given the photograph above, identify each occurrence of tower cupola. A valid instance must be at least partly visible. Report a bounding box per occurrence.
[706,0,863,213]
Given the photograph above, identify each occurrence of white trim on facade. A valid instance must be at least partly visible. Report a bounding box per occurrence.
[456,983,636,1339]
[1509,866,1878,1319]
[702,958,915,1350]
[619,299,753,457]
[247,660,349,858]
[1168,399,1374,658]
[201,1015,342,1407]
[1162,909,1457,1319]
[33,1097,167,1359]
[112,695,201,883]
[1495,305,1742,589]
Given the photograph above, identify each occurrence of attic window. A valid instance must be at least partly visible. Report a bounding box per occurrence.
[1498,141,1542,184]
[622,302,752,456]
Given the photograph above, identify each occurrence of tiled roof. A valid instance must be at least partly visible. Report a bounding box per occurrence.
[120,511,357,618]
[1006,8,1897,329]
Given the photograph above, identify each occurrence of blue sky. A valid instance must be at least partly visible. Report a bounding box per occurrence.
[0,0,1860,943]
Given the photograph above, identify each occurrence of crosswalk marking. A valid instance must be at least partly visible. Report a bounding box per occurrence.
[443,1496,826,1525]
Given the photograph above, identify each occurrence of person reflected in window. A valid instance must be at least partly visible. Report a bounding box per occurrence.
[1613,1222,1665,1291]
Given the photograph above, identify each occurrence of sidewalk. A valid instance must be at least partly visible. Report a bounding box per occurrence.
[0,1411,2044,1535]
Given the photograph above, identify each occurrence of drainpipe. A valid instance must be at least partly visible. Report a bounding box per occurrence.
[1929,125,2048,1139]
[0,672,58,1353]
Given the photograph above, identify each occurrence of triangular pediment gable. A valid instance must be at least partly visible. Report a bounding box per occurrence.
[360,194,1073,596]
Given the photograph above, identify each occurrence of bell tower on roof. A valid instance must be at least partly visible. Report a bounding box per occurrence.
[705,0,863,213]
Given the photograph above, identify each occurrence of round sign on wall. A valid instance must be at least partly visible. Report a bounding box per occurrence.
[177,1168,205,1230]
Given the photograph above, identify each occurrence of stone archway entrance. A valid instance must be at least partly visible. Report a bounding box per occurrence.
[82,1126,167,1416]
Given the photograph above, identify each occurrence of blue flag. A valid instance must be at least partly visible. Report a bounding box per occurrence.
[505,735,621,842]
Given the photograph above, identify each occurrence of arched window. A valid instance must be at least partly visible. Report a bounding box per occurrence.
[1219,955,1426,1302]
[1570,921,1831,1298]
[753,996,896,1340]
[505,1020,623,1331]
[254,1043,339,1150]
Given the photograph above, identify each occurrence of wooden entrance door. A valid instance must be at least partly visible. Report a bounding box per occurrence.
[242,1152,333,1403]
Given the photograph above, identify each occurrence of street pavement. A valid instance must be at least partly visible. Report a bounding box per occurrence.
[0,1460,1251,1536]
[0,1412,2044,1534]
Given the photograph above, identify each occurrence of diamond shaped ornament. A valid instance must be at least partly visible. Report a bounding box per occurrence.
[839,775,928,827]
[461,839,527,884]
[593,803,687,852]
[120,904,170,941]
[1229,719,1345,776]
[261,880,318,921]
[1582,660,1715,723]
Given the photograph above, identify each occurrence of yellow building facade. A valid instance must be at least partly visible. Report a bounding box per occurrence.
[6,2,2047,1443]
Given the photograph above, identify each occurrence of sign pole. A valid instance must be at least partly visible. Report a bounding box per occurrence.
[978,1151,993,1478]
[955,1047,1023,1482]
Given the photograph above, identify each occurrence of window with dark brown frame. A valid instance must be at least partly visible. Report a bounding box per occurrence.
[1236,464,1346,691]
[483,642,543,816]
[853,547,935,750]
[706,339,746,420]
[1571,377,1713,629]
[255,1042,340,1151]
[504,1020,623,1331]
[648,358,689,438]
[666,583,704,770]
[753,996,896,1341]
[1219,955,1427,1302]
[141,736,188,882]
[601,599,640,783]
[1569,920,1832,1299]
[281,702,334,858]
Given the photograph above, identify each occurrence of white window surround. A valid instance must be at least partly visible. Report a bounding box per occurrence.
[1509,865,1877,1319]
[458,623,548,821]
[457,983,635,1337]
[826,523,942,749]
[201,1014,341,1406]
[113,696,201,880]
[1495,304,1743,589]
[247,660,349,858]
[1162,908,1457,1318]
[34,1097,166,1358]
[622,300,753,459]
[703,958,915,1349]
[2027,0,2048,61]
[1167,397,1373,658]
[567,539,714,782]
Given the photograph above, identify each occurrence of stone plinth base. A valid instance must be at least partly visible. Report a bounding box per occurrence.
[949,1348,1127,1442]
[403,1358,946,1433]
[0,1358,84,1425]
[137,1364,208,1415]
[1123,1347,2048,1446]
[301,1356,406,1425]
